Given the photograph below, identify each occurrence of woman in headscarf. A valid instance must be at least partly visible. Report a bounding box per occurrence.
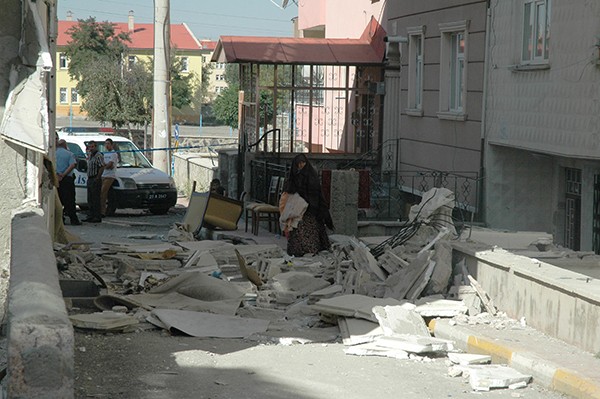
[283,154,333,256]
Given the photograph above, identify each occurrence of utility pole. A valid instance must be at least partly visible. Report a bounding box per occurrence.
[152,0,171,173]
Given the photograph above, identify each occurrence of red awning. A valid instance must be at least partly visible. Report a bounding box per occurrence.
[212,17,386,66]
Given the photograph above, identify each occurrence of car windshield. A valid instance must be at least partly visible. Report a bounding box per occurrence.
[67,143,86,158]
[90,140,153,168]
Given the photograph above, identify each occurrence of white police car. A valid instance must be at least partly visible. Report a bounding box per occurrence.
[57,128,177,215]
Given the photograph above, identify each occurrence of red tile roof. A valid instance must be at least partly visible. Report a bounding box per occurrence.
[57,21,200,51]
[212,17,386,65]
[199,40,217,51]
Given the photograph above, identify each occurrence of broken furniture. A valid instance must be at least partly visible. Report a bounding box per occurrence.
[182,191,244,236]
[204,192,244,231]
[245,176,285,235]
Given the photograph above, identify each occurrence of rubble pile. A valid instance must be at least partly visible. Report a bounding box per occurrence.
[55,188,533,392]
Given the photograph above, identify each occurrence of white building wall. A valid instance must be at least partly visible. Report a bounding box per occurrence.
[485,0,600,250]
[486,0,600,156]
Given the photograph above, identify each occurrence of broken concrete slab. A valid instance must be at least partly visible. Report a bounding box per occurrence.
[69,311,139,332]
[423,240,453,296]
[372,305,430,337]
[348,238,386,281]
[130,292,242,315]
[149,271,247,301]
[103,254,181,271]
[311,294,405,323]
[447,353,491,365]
[344,341,409,359]
[464,364,531,391]
[102,242,182,254]
[384,250,433,300]
[414,298,468,318]
[307,284,343,304]
[248,326,340,345]
[377,250,409,275]
[372,334,454,354]
[147,309,269,338]
[271,271,330,296]
[338,317,383,346]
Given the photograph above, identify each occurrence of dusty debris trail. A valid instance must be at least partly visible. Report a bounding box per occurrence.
[62,199,565,399]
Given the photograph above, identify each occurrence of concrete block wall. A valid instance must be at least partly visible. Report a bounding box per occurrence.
[8,209,74,398]
[172,153,218,196]
[453,241,600,354]
[330,170,359,236]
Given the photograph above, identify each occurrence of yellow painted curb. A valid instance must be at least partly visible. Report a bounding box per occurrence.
[466,335,514,363]
[552,369,600,399]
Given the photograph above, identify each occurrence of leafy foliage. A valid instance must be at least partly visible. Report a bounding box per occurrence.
[170,55,196,110]
[213,84,240,128]
[64,18,199,128]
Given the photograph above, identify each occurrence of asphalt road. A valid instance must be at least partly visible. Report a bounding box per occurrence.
[66,209,568,399]
[56,116,236,138]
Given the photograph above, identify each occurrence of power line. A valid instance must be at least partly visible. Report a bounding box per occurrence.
[62,4,294,38]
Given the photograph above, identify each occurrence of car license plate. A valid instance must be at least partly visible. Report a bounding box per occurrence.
[148,193,167,200]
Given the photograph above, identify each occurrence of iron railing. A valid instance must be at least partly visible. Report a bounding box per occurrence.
[249,158,482,223]
[249,160,288,203]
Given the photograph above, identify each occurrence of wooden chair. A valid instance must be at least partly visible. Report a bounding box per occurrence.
[245,176,285,235]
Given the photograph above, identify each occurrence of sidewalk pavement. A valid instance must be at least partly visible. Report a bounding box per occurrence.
[430,318,600,399]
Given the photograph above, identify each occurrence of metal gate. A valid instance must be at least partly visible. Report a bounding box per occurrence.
[565,168,581,250]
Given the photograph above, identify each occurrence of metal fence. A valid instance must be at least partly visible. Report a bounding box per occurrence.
[249,159,482,223]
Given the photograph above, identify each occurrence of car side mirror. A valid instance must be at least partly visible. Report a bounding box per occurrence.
[77,158,88,173]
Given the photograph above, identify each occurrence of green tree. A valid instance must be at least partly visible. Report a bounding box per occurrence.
[65,18,151,128]
[170,55,195,110]
[213,84,239,128]
[64,18,198,128]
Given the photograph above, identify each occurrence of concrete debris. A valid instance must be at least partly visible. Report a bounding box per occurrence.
[69,311,139,332]
[414,298,468,318]
[338,317,383,345]
[372,334,454,354]
[447,353,492,365]
[372,305,430,337]
[467,275,498,316]
[344,341,409,359]
[307,284,343,304]
[384,251,434,300]
[311,294,405,323]
[463,364,531,391]
[147,309,269,338]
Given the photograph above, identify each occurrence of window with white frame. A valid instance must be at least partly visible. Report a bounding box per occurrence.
[59,53,68,69]
[127,55,136,70]
[70,88,79,104]
[438,20,469,119]
[59,87,68,104]
[522,0,551,62]
[406,26,425,115]
[181,56,189,72]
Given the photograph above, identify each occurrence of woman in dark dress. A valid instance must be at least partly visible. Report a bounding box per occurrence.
[283,154,333,256]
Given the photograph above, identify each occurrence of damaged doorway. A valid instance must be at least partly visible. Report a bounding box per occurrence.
[565,167,581,251]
